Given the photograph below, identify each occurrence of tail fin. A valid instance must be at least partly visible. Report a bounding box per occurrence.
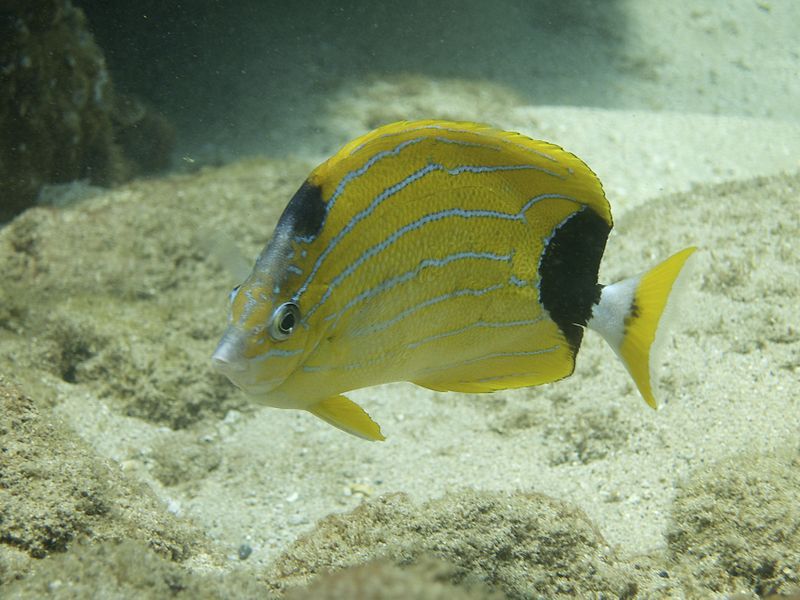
[587,247,696,408]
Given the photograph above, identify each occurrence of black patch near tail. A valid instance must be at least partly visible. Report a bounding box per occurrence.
[279,180,326,240]
[539,207,611,353]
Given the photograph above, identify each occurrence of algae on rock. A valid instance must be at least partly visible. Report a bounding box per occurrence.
[0,0,174,221]
[667,449,800,598]
[268,489,639,599]
[0,376,202,561]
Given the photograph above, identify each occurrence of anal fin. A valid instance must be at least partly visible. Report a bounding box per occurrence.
[308,395,385,441]
[413,341,574,394]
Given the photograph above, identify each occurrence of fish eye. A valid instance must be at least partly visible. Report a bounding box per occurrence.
[228,285,241,305]
[268,302,300,341]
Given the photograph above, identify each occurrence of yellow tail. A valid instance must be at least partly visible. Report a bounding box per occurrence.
[588,247,696,408]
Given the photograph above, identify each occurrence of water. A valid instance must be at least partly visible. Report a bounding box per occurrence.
[1,1,799,597]
[79,0,800,162]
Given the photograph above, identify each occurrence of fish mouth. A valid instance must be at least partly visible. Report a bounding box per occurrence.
[211,338,285,397]
[211,338,247,375]
[220,372,283,398]
[212,323,298,400]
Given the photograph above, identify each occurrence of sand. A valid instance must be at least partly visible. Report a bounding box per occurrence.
[2,1,800,598]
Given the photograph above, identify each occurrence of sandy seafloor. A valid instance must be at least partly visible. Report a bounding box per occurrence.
[2,2,800,599]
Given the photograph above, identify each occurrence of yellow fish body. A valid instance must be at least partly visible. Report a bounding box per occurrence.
[212,120,695,441]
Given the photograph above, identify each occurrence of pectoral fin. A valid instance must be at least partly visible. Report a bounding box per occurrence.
[307,395,385,441]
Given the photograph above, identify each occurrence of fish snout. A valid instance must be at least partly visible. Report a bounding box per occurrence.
[211,338,247,377]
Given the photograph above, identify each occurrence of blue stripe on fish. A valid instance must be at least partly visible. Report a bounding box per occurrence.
[406,317,545,350]
[352,122,561,163]
[252,348,304,362]
[509,275,529,287]
[296,162,566,304]
[414,346,561,381]
[351,283,506,337]
[302,194,580,321]
[324,250,513,325]
[326,137,426,213]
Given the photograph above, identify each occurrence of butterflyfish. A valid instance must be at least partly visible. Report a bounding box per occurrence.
[212,120,695,441]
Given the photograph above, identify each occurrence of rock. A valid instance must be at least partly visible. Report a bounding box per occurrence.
[667,449,800,597]
[1,539,264,599]
[0,376,200,560]
[0,0,174,221]
[268,489,639,599]
[149,429,222,487]
[283,559,504,600]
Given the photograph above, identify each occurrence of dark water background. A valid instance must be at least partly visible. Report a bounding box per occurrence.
[72,1,641,160]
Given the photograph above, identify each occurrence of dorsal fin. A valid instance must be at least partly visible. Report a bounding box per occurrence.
[310,119,612,227]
